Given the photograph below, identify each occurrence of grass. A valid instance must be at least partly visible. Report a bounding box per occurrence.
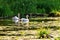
[37,28,51,39]
[0,18,60,30]
[0,19,13,26]
[0,17,60,39]
[30,17,59,22]
[55,37,60,40]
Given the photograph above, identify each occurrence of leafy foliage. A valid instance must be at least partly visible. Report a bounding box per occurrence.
[0,0,60,17]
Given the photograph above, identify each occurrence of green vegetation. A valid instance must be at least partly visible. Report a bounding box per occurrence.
[55,37,60,40]
[0,0,60,17]
[37,28,50,38]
